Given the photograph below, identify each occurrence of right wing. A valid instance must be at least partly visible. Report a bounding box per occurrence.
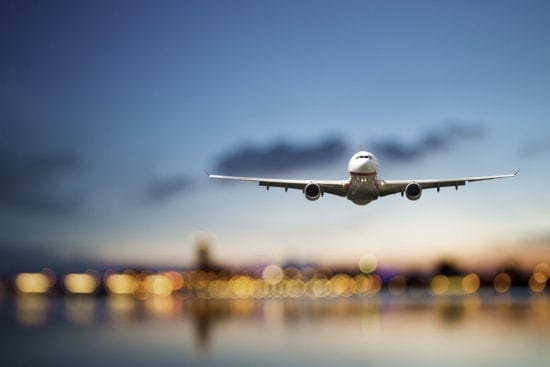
[207,172,349,197]
[377,170,519,197]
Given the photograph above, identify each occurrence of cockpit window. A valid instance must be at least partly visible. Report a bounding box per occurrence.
[356,155,371,159]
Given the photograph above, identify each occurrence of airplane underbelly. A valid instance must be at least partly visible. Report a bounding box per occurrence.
[346,178,379,206]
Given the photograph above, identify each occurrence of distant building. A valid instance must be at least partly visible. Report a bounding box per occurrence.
[196,240,211,271]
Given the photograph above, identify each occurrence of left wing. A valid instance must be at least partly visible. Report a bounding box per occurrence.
[207,173,349,197]
[377,170,519,197]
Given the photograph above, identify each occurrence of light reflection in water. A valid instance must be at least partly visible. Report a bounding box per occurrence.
[65,296,96,325]
[15,295,49,325]
[3,293,550,367]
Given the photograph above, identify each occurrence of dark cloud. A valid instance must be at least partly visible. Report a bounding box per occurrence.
[212,124,483,175]
[445,122,485,139]
[370,140,422,161]
[215,137,348,175]
[144,175,190,204]
[0,122,85,215]
[371,122,485,162]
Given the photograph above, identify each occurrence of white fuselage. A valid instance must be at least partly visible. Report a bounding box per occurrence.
[346,151,380,205]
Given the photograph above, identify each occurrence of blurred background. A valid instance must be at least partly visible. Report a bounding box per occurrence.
[1,0,549,366]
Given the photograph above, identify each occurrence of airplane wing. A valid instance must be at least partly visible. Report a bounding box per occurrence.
[377,170,519,197]
[207,173,349,197]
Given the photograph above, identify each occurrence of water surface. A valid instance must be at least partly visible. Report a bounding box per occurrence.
[1,292,549,366]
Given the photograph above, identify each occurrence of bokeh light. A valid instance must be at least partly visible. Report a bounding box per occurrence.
[494,273,512,293]
[529,273,546,293]
[143,275,174,297]
[208,280,229,299]
[533,262,550,278]
[105,273,137,295]
[431,275,449,295]
[15,273,51,294]
[163,271,184,291]
[462,273,480,294]
[354,274,370,294]
[262,264,284,285]
[64,273,98,294]
[358,254,378,274]
[229,275,255,298]
[366,274,382,295]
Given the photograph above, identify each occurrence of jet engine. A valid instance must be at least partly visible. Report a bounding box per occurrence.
[304,183,322,201]
[405,182,422,200]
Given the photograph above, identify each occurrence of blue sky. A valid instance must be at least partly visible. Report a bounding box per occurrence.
[1,0,549,270]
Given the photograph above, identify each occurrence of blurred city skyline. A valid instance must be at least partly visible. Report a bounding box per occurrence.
[1,0,550,270]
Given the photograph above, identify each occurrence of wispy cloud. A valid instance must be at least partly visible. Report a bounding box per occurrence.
[211,123,485,175]
[371,122,485,162]
[143,175,191,204]
[0,122,85,215]
[214,137,348,175]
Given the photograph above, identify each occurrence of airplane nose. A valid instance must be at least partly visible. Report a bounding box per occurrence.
[361,159,376,172]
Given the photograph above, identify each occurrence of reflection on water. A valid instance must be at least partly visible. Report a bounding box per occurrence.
[1,293,550,366]
[15,295,50,326]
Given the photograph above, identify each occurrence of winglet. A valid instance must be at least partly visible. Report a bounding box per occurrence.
[203,168,211,177]
[514,168,520,176]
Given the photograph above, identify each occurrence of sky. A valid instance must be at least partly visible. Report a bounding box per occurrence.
[1,0,550,271]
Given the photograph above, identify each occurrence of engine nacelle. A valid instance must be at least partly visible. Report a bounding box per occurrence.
[304,183,321,201]
[405,182,422,200]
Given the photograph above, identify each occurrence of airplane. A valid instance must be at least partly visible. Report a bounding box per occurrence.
[206,150,518,206]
